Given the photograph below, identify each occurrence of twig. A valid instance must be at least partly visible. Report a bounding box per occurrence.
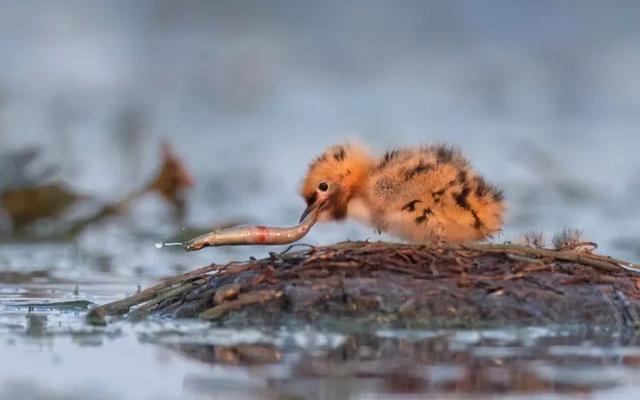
[127,278,208,320]
[199,289,283,320]
[461,243,626,273]
[93,262,224,316]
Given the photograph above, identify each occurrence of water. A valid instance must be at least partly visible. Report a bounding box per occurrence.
[1,1,640,399]
[3,310,640,399]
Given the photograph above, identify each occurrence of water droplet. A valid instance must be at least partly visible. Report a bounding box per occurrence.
[155,241,183,249]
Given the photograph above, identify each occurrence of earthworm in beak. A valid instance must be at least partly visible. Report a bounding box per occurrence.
[184,204,321,251]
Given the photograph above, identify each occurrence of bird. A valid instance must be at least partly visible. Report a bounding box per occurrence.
[299,142,505,243]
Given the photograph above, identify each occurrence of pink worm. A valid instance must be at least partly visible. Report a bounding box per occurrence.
[184,207,319,251]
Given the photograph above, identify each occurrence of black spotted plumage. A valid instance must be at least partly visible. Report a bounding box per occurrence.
[415,208,433,224]
[378,149,400,169]
[474,176,504,202]
[401,199,422,212]
[404,160,434,181]
[434,144,456,164]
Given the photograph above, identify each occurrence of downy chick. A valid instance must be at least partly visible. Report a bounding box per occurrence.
[300,143,505,243]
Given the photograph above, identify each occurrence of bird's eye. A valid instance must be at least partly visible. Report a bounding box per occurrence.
[318,182,329,192]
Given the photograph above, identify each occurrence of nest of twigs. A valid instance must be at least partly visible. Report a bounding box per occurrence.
[90,241,640,329]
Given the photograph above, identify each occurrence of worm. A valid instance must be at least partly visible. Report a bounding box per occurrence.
[183,207,320,251]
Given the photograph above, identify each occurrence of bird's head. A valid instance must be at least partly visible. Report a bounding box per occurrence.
[299,143,374,223]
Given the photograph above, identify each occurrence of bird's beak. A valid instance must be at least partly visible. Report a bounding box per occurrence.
[299,200,325,223]
[299,204,316,223]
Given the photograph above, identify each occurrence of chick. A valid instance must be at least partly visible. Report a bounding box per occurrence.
[300,143,505,243]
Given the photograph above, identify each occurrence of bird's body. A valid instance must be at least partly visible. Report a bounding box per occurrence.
[300,143,505,243]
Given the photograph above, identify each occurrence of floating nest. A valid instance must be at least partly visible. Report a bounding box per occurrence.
[90,241,640,329]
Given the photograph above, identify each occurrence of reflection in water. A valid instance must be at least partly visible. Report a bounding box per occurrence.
[24,314,47,337]
[161,327,640,399]
[3,305,640,399]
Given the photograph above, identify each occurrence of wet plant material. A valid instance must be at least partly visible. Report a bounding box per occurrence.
[1,184,85,229]
[0,143,193,240]
[93,241,640,329]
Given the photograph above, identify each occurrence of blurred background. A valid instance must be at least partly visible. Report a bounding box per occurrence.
[1,1,640,398]
[2,0,640,263]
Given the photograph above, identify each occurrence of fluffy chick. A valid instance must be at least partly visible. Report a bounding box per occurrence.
[300,142,505,243]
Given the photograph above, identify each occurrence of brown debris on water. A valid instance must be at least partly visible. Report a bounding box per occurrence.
[1,184,84,230]
[0,143,193,239]
[144,142,194,219]
[93,241,640,329]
